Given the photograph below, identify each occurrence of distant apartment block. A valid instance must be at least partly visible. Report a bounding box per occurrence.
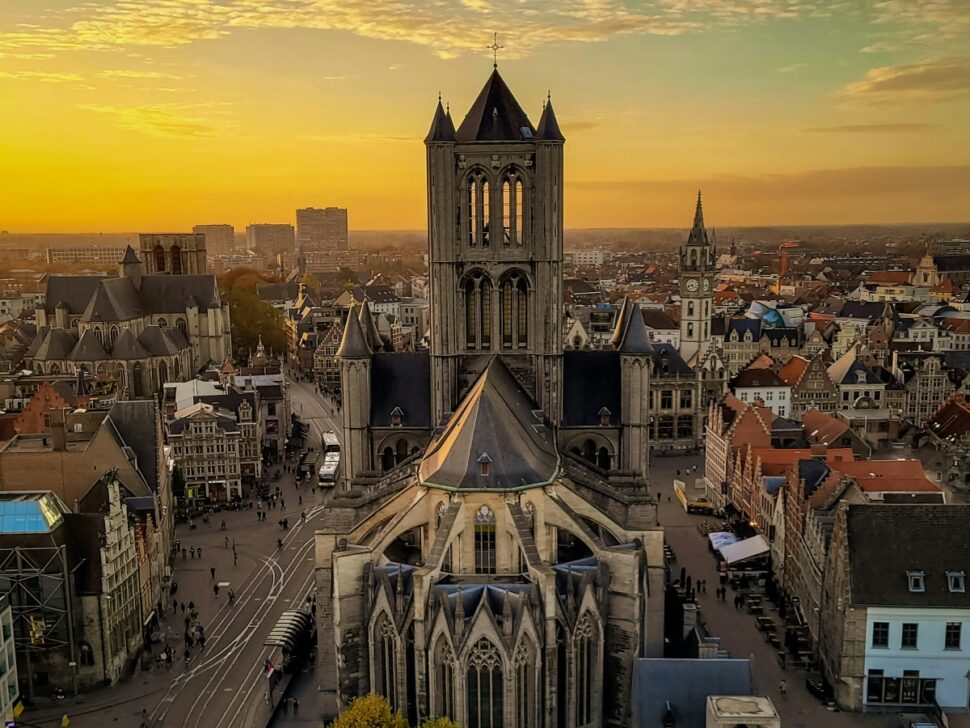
[246,224,295,257]
[46,246,127,265]
[303,249,361,272]
[193,224,235,257]
[296,207,348,252]
[565,249,606,266]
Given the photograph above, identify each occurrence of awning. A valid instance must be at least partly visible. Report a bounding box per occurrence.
[708,532,739,552]
[719,535,770,565]
[264,609,312,653]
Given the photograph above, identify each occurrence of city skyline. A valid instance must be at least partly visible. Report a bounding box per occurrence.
[1,0,969,233]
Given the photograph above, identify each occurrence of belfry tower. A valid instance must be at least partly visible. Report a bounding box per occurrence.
[424,69,566,424]
[678,192,715,363]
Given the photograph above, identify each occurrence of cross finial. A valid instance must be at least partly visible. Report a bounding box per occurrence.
[437,90,442,103]
[488,32,504,69]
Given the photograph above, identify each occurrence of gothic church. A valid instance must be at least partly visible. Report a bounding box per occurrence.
[316,68,666,728]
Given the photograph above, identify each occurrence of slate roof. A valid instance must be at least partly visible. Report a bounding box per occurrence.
[45,273,219,316]
[120,246,141,264]
[111,328,150,360]
[562,351,620,427]
[455,69,536,143]
[652,343,693,376]
[827,345,880,385]
[370,352,432,428]
[81,277,144,322]
[798,458,831,498]
[846,504,970,608]
[419,357,558,490]
[108,400,159,491]
[33,328,78,360]
[138,326,185,357]
[139,275,220,313]
[69,329,108,361]
[732,368,786,389]
[726,318,762,340]
[611,297,653,354]
[335,307,371,359]
[535,98,564,141]
[425,99,457,143]
[633,658,752,728]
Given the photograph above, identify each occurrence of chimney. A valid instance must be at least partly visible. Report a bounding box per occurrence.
[51,423,66,452]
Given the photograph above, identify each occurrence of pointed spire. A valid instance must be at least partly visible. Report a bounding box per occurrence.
[611,296,653,354]
[358,299,383,351]
[686,189,711,247]
[535,94,565,142]
[694,189,704,228]
[424,97,456,143]
[336,304,371,359]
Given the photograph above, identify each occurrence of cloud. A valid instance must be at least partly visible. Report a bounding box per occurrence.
[98,69,182,79]
[561,118,599,132]
[839,56,970,103]
[0,0,871,62]
[78,103,220,137]
[0,70,83,83]
[323,75,345,81]
[777,63,806,73]
[801,123,937,133]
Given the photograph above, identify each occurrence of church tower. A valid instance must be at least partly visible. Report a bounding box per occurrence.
[678,192,715,363]
[425,69,565,424]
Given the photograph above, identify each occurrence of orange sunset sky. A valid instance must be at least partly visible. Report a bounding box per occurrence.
[1,0,969,233]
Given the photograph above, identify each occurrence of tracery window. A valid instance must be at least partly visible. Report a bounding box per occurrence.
[574,615,597,727]
[93,328,103,346]
[176,318,187,337]
[466,171,490,247]
[109,325,119,348]
[474,505,496,574]
[514,638,536,728]
[170,245,182,275]
[501,171,526,246]
[464,273,492,350]
[466,638,503,728]
[500,271,528,349]
[154,245,166,272]
[374,614,397,709]
[434,638,456,719]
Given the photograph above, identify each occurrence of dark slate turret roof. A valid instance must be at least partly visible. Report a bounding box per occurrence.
[120,245,141,265]
[419,356,559,490]
[424,99,456,143]
[358,300,385,352]
[535,98,565,141]
[69,329,108,361]
[611,297,653,354]
[455,69,535,143]
[335,306,371,359]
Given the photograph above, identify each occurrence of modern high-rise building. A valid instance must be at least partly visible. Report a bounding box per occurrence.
[193,224,235,257]
[296,207,348,251]
[245,224,295,257]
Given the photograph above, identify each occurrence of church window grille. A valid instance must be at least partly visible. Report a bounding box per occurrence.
[515,179,524,245]
[574,615,597,727]
[93,328,103,346]
[515,639,536,728]
[435,639,456,719]
[500,171,526,247]
[596,447,610,471]
[154,245,166,272]
[464,273,492,351]
[466,638,503,728]
[501,272,529,349]
[688,301,694,316]
[395,438,409,464]
[581,439,595,464]
[474,505,496,574]
[157,317,167,328]
[687,322,694,337]
[176,318,187,336]
[49,363,61,375]
[480,279,492,347]
[171,245,182,275]
[381,447,394,472]
[132,362,144,398]
[375,614,397,709]
[109,326,119,347]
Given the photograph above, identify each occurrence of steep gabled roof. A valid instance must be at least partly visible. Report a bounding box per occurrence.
[535,97,564,141]
[33,328,78,360]
[424,98,456,143]
[335,306,371,359]
[81,278,144,322]
[611,297,653,354]
[120,245,141,264]
[419,357,559,490]
[778,355,811,387]
[455,69,535,143]
[111,327,150,360]
[69,329,108,361]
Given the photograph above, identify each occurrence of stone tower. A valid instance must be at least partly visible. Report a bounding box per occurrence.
[678,192,715,363]
[425,70,565,425]
[139,233,208,275]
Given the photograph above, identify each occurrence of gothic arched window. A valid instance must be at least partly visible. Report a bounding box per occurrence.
[157,317,167,328]
[133,362,144,398]
[395,438,408,464]
[466,638,503,728]
[170,245,182,275]
[515,638,536,728]
[154,244,166,272]
[374,614,397,709]
[500,271,528,350]
[464,273,492,351]
[466,171,490,248]
[500,171,526,247]
[109,325,119,348]
[434,638,456,719]
[176,318,187,336]
[474,505,496,575]
[382,447,394,472]
[93,328,103,346]
[574,614,598,726]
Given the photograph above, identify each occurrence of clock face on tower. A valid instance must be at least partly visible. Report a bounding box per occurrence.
[685,278,699,292]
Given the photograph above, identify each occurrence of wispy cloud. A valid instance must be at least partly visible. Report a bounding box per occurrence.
[98,69,182,79]
[0,70,83,83]
[0,0,875,62]
[801,122,937,133]
[839,56,970,104]
[777,63,806,73]
[78,103,221,137]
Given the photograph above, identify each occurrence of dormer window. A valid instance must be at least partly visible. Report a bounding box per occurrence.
[598,407,612,427]
[390,406,403,427]
[948,571,966,593]
[908,570,926,593]
[477,452,492,476]
[856,370,867,384]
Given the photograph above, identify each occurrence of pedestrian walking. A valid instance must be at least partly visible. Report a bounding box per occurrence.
[190,546,196,559]
[233,552,238,566]
[173,597,178,612]
[181,601,186,614]
[199,635,206,651]
[301,511,306,524]
[210,566,216,580]
[197,547,203,559]
[292,698,299,716]
[224,536,230,548]
[779,679,787,697]
[182,548,187,561]
[184,647,191,664]
[283,518,288,530]
[213,583,220,598]
[282,698,289,715]
[189,600,195,611]
[298,495,303,506]
[280,498,285,510]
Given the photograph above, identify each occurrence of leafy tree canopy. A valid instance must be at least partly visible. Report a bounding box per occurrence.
[223,287,286,362]
[329,695,408,728]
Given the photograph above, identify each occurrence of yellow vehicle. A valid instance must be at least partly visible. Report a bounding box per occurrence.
[674,480,715,515]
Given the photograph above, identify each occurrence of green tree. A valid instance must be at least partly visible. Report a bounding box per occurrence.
[420,718,460,728]
[223,287,287,362]
[328,695,408,728]
[336,267,357,285]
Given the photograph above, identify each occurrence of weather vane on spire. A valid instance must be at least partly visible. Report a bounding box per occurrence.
[488,32,504,69]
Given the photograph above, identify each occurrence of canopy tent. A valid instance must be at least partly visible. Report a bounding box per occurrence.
[719,535,770,565]
[708,532,739,552]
